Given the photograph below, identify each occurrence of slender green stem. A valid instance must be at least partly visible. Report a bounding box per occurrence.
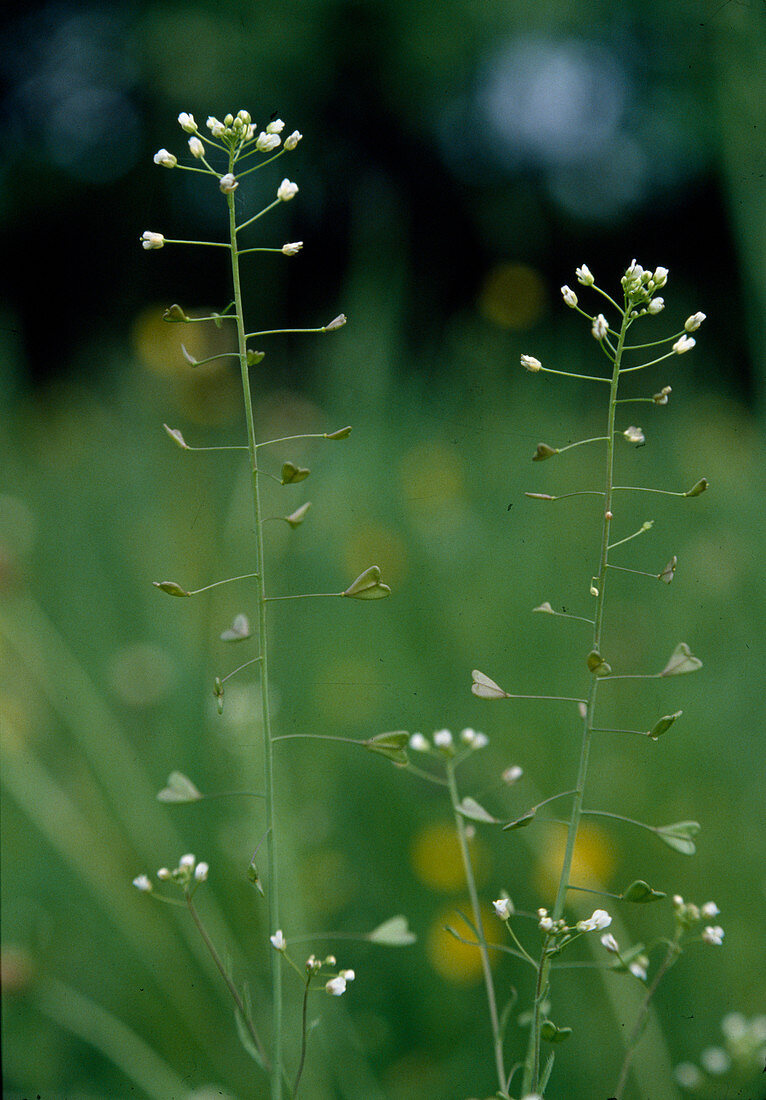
[237,198,282,233]
[539,367,611,383]
[292,979,311,1098]
[445,759,505,1093]
[556,435,609,453]
[226,178,283,1099]
[186,895,270,1070]
[525,300,633,1094]
[187,572,260,595]
[614,938,681,1099]
[162,238,231,249]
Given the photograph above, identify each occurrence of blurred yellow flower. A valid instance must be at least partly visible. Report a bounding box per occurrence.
[426,902,497,984]
[478,262,546,330]
[534,822,617,896]
[410,822,489,892]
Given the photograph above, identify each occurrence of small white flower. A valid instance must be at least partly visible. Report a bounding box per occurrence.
[700,1046,730,1074]
[141,231,165,250]
[577,908,612,933]
[673,335,696,355]
[306,954,321,973]
[133,874,153,892]
[672,894,684,908]
[433,728,453,749]
[325,976,347,996]
[576,264,594,286]
[277,178,299,202]
[591,314,609,340]
[266,118,285,134]
[284,130,302,150]
[502,765,523,785]
[270,930,287,951]
[194,862,209,882]
[721,1012,747,1040]
[460,727,488,749]
[647,297,665,314]
[493,897,513,920]
[256,131,281,152]
[281,241,304,256]
[623,425,645,444]
[674,1062,703,1089]
[539,915,554,932]
[339,968,355,981]
[629,957,648,981]
[700,901,720,918]
[702,925,724,945]
[188,136,205,159]
[520,354,541,372]
[652,266,669,288]
[219,173,239,194]
[179,853,196,870]
[153,148,177,168]
[324,954,336,966]
[685,311,706,332]
[207,116,225,137]
[325,313,347,330]
[178,112,197,133]
[560,285,578,308]
[408,732,429,752]
[157,867,171,880]
[600,932,619,953]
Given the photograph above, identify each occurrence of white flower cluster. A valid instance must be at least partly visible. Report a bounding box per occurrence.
[620,258,668,308]
[408,727,489,755]
[133,853,208,893]
[676,1012,766,1090]
[672,894,724,945]
[271,937,356,996]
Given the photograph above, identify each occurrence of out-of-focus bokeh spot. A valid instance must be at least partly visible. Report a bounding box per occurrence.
[477,262,547,330]
[534,822,617,900]
[342,519,408,588]
[106,642,176,707]
[410,821,489,892]
[312,656,387,725]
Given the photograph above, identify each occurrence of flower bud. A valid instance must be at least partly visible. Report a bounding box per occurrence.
[576,265,595,286]
[284,130,303,150]
[326,976,347,996]
[433,728,453,752]
[673,335,696,355]
[647,297,664,314]
[188,136,205,159]
[237,110,251,125]
[194,861,209,882]
[207,116,225,137]
[277,178,299,202]
[178,112,196,133]
[141,231,165,250]
[684,311,706,332]
[133,874,153,892]
[623,425,645,443]
[325,313,347,331]
[502,765,523,785]
[601,932,619,953]
[493,897,513,920]
[653,385,672,405]
[520,354,541,372]
[592,314,608,340]
[652,266,669,288]
[266,118,285,134]
[702,925,724,945]
[560,285,578,308]
[219,173,239,194]
[256,131,281,152]
[270,930,287,951]
[281,241,303,256]
[408,732,429,752]
[153,148,177,168]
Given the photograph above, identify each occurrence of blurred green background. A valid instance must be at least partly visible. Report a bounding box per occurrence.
[1,1,764,1098]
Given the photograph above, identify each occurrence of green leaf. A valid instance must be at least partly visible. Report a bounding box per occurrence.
[660,643,702,676]
[458,797,500,824]
[502,807,536,831]
[540,1021,573,1043]
[532,443,559,462]
[153,580,191,597]
[324,425,352,440]
[648,710,683,740]
[364,731,409,766]
[471,669,509,699]
[157,770,202,803]
[684,477,708,497]
[656,820,700,855]
[366,915,416,946]
[220,614,252,642]
[284,502,311,528]
[234,1006,264,1068]
[587,650,612,677]
[162,423,189,449]
[281,462,310,485]
[621,879,666,903]
[342,565,391,600]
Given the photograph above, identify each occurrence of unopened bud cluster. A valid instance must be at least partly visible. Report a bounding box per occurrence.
[621,258,668,309]
[408,727,489,756]
[672,894,724,944]
[134,852,208,894]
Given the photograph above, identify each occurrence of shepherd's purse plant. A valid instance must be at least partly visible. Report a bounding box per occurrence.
[400,261,720,1099]
[133,109,414,1100]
